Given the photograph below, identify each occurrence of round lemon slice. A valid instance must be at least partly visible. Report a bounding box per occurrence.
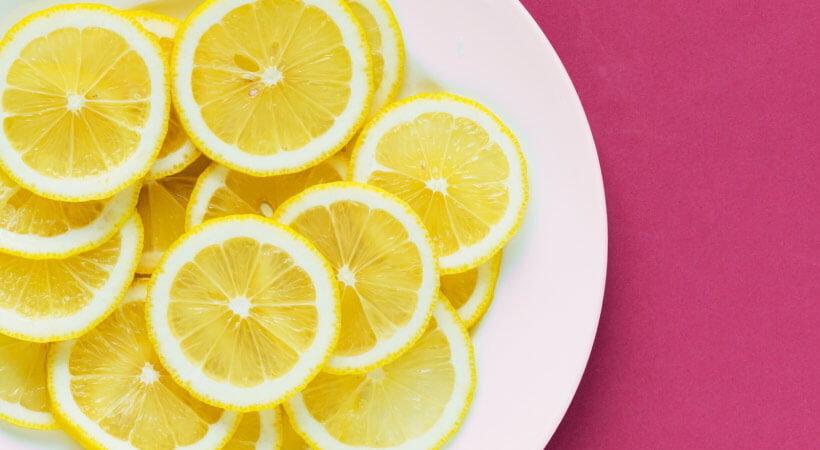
[0,336,55,430]
[48,280,241,449]
[186,156,345,230]
[440,251,502,328]
[274,182,438,374]
[132,11,201,181]
[223,409,282,450]
[172,0,373,176]
[146,215,340,411]
[0,214,142,342]
[280,407,310,450]
[0,170,139,259]
[350,94,529,274]
[285,299,476,449]
[0,4,169,201]
[137,156,210,274]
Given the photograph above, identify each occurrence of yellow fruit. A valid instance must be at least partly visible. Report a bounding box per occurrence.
[0,4,169,201]
[350,94,529,274]
[48,279,241,449]
[274,182,438,374]
[146,215,340,411]
[172,0,373,176]
[223,409,282,450]
[440,251,502,328]
[280,407,310,450]
[0,335,55,430]
[286,299,475,449]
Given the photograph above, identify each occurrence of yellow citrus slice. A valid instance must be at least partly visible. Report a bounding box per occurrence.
[48,279,241,449]
[0,214,142,342]
[186,155,345,230]
[273,182,438,374]
[172,0,373,176]
[285,299,476,449]
[280,407,310,450]
[136,156,210,274]
[0,4,169,201]
[0,170,139,259]
[223,409,282,450]
[132,11,202,181]
[146,215,340,410]
[350,93,529,274]
[0,335,55,430]
[440,251,502,328]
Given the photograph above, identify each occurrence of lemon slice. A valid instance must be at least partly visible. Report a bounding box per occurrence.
[280,407,310,450]
[137,156,210,274]
[48,280,241,449]
[0,336,55,430]
[0,170,139,259]
[172,0,373,176]
[274,182,438,374]
[186,156,345,230]
[348,0,404,116]
[441,251,502,328]
[350,94,529,274]
[0,214,142,342]
[223,409,282,450]
[146,215,340,410]
[285,299,476,449]
[0,4,169,201]
[132,11,201,181]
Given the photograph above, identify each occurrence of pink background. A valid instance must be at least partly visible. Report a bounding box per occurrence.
[519,1,820,448]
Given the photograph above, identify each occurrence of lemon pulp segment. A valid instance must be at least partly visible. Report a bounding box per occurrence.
[0,335,54,429]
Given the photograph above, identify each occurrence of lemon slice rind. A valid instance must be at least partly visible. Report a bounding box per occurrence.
[443,251,502,328]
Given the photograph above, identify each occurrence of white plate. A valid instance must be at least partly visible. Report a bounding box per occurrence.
[0,0,607,448]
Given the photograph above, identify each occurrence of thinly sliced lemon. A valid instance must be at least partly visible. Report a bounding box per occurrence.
[224,409,282,450]
[172,0,373,176]
[0,336,55,430]
[0,170,139,259]
[48,280,241,449]
[146,215,340,411]
[137,156,210,274]
[274,182,438,374]
[132,11,201,181]
[280,407,310,450]
[441,251,502,328]
[0,4,169,201]
[0,214,142,342]
[350,94,528,274]
[285,299,475,450]
[186,156,345,230]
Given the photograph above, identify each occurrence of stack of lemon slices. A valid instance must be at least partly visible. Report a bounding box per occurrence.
[0,0,527,449]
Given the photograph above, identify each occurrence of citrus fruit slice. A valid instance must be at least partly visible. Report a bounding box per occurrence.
[280,407,310,450]
[223,409,282,450]
[146,215,340,411]
[186,156,345,230]
[172,0,373,176]
[0,170,139,259]
[48,279,241,449]
[0,336,55,430]
[132,11,201,181]
[274,182,438,374]
[285,299,476,449]
[0,214,142,342]
[349,0,403,117]
[440,251,502,328]
[137,156,210,274]
[0,4,169,201]
[350,94,529,274]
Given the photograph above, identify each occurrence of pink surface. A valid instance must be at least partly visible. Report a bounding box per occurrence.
[520,1,820,448]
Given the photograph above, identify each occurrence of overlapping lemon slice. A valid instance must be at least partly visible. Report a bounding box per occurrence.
[0,214,142,342]
[0,336,55,430]
[350,94,528,274]
[48,280,241,449]
[274,182,438,374]
[223,409,282,450]
[285,299,476,449]
[146,215,340,410]
[280,407,310,450]
[441,251,502,328]
[132,11,201,180]
[186,156,345,230]
[172,0,373,176]
[0,4,169,201]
